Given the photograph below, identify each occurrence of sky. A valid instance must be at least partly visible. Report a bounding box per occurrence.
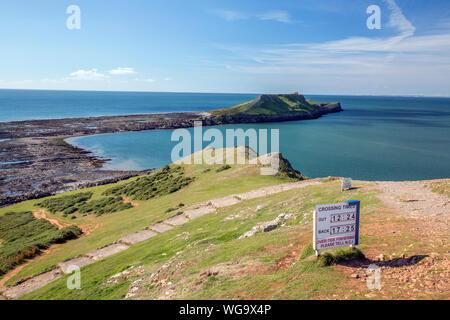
[0,0,449,96]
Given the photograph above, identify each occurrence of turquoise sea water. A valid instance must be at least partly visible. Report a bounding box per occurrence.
[0,89,258,122]
[0,89,448,180]
[63,94,450,181]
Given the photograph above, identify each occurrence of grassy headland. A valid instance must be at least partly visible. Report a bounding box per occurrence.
[209,92,342,118]
[0,148,447,300]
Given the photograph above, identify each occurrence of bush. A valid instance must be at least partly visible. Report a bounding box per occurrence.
[36,191,134,216]
[103,165,194,200]
[216,165,231,172]
[78,197,133,216]
[37,192,93,214]
[318,247,365,267]
[0,212,82,275]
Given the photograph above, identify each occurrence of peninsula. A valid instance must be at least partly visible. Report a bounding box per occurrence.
[0,93,342,206]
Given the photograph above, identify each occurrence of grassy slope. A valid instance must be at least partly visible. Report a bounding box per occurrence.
[210,93,335,117]
[1,157,448,300]
[0,212,82,276]
[0,162,294,287]
[21,179,377,299]
[14,177,449,300]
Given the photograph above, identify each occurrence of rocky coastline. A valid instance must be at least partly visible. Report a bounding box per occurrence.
[0,104,342,206]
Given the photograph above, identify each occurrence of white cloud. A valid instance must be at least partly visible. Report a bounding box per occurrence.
[164,77,172,81]
[213,9,291,23]
[109,67,136,75]
[384,0,416,38]
[213,10,247,21]
[257,10,291,23]
[214,0,450,95]
[69,69,105,80]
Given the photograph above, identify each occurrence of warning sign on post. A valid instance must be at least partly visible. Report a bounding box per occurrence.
[313,200,360,251]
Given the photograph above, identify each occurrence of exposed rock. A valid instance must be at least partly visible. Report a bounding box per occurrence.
[239,213,296,239]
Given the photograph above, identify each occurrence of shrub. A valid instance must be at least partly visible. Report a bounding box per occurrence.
[0,212,82,275]
[318,247,365,267]
[37,192,93,214]
[216,165,231,172]
[103,165,194,200]
[78,197,133,216]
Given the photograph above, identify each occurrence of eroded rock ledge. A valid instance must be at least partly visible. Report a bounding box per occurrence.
[0,103,342,206]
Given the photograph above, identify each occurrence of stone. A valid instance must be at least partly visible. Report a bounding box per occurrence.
[86,243,129,261]
[184,206,215,219]
[149,223,173,233]
[119,229,157,245]
[165,215,190,226]
[58,256,95,273]
[4,269,62,299]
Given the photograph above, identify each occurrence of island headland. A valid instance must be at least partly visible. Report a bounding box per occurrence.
[0,93,342,206]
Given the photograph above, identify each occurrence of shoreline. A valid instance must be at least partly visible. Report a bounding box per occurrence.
[0,108,343,206]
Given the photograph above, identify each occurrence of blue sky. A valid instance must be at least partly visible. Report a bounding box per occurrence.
[0,0,449,95]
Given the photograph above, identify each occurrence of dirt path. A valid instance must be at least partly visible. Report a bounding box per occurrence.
[2,179,321,299]
[374,181,449,221]
[328,180,450,299]
[0,245,63,294]
[33,209,66,229]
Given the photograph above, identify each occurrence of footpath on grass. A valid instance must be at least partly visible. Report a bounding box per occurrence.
[1,179,320,299]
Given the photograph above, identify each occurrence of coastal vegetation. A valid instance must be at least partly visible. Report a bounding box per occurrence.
[210,92,341,117]
[318,247,365,267]
[0,154,301,289]
[0,150,447,300]
[215,164,231,172]
[103,165,195,200]
[37,192,93,215]
[77,197,132,216]
[36,192,133,217]
[0,211,82,276]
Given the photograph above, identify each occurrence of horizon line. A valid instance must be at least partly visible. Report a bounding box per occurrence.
[0,87,449,98]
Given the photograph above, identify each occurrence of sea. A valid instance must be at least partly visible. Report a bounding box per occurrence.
[1,89,449,181]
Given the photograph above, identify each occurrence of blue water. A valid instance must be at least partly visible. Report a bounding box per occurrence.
[0,89,258,122]
[64,94,450,181]
[1,89,448,180]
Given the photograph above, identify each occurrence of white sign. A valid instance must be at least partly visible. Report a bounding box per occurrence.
[313,200,360,252]
[341,178,352,191]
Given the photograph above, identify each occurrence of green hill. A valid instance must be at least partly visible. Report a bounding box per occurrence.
[0,149,447,300]
[210,92,342,117]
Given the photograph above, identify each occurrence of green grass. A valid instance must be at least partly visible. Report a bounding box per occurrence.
[2,150,446,300]
[318,247,365,267]
[35,165,194,217]
[427,180,450,197]
[0,212,82,276]
[77,197,133,216]
[104,165,194,200]
[18,179,381,300]
[210,93,339,117]
[37,192,93,215]
[36,192,132,217]
[1,160,296,287]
